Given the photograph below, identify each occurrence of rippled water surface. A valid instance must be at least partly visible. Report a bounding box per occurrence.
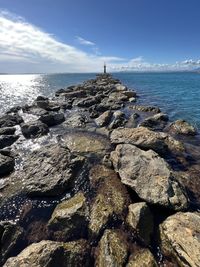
[1,72,200,128]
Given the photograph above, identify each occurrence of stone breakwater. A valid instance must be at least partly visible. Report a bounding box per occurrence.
[0,73,200,266]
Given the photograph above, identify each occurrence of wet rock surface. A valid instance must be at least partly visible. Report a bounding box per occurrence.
[20,121,49,138]
[48,192,89,240]
[0,73,200,267]
[168,119,197,136]
[0,153,15,177]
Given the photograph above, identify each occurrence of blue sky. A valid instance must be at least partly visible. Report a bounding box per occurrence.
[0,0,200,73]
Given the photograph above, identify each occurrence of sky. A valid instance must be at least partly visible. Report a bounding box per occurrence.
[0,0,200,73]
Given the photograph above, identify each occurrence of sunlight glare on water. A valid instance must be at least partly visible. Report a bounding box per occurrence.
[0,74,44,113]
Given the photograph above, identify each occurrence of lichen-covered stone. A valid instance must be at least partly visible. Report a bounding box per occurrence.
[159,212,200,267]
[63,131,110,155]
[127,249,158,267]
[48,192,89,240]
[169,119,197,135]
[89,165,130,237]
[95,229,128,267]
[110,127,184,154]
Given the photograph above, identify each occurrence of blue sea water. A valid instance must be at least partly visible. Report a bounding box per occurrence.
[0,72,200,128]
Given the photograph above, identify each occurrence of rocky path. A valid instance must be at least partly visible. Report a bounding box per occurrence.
[0,74,200,267]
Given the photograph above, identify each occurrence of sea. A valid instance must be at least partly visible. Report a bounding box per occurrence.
[0,72,200,129]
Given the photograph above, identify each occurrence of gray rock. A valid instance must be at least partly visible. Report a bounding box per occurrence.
[48,192,89,240]
[0,114,23,128]
[4,239,91,267]
[95,110,113,127]
[159,212,200,267]
[20,121,49,138]
[115,83,127,91]
[95,229,128,267]
[76,96,101,108]
[126,202,154,245]
[0,128,16,135]
[63,131,110,156]
[39,112,65,126]
[21,143,85,197]
[139,113,169,131]
[61,90,86,98]
[0,221,23,266]
[35,96,49,109]
[130,105,161,113]
[22,105,49,116]
[122,90,137,98]
[0,135,19,149]
[168,119,197,136]
[111,144,188,210]
[64,113,88,128]
[110,127,184,155]
[0,154,15,177]
[109,111,126,129]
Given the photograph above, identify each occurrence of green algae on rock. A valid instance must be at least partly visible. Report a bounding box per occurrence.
[95,229,128,267]
[89,165,130,237]
[48,192,89,241]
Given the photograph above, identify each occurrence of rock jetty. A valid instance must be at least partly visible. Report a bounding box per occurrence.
[0,73,200,267]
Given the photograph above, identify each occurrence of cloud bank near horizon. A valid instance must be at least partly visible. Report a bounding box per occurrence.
[0,10,200,73]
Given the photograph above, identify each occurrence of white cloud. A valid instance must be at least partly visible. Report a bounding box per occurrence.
[76,36,95,46]
[0,10,199,73]
[110,57,200,72]
[0,10,124,73]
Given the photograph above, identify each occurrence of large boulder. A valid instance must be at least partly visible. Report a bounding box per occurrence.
[159,212,200,267]
[126,202,154,245]
[4,239,91,267]
[64,113,88,128]
[76,96,101,108]
[108,111,126,129]
[0,135,19,149]
[39,112,65,126]
[95,110,113,127]
[139,113,169,131]
[0,154,15,177]
[168,119,197,136]
[0,114,23,128]
[111,144,188,210]
[95,229,128,267]
[110,127,184,154]
[0,221,23,266]
[20,143,84,197]
[20,121,49,139]
[89,165,130,237]
[48,192,89,240]
[63,131,110,156]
